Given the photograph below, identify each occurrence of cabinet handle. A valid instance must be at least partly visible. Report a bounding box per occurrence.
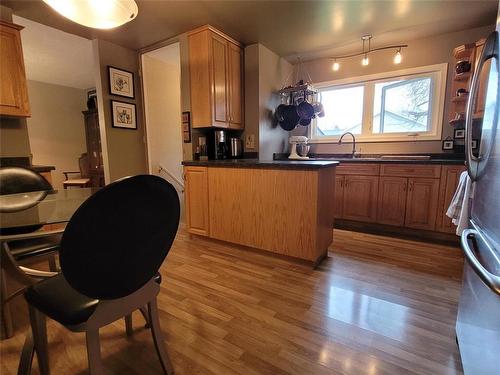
[409,182,413,192]
[403,183,407,192]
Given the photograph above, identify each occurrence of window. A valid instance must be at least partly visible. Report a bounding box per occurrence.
[310,64,447,142]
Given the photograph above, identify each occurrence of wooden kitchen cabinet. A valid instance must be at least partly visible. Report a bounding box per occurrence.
[0,21,30,117]
[342,175,379,222]
[184,166,210,236]
[377,177,407,226]
[405,178,440,231]
[228,42,244,129]
[188,25,244,129]
[334,175,344,219]
[436,165,466,233]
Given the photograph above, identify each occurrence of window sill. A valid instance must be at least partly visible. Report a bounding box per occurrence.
[308,134,443,143]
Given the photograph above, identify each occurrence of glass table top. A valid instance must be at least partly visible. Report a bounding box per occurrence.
[0,188,99,229]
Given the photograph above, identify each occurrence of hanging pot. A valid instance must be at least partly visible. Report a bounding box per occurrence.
[296,90,315,120]
[279,94,300,131]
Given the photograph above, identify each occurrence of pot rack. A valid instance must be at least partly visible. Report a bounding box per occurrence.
[277,57,318,97]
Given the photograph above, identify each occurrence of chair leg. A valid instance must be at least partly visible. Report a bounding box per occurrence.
[139,305,150,328]
[85,328,103,375]
[1,269,14,339]
[124,314,133,336]
[47,255,58,272]
[28,306,50,375]
[147,299,174,375]
[17,331,35,375]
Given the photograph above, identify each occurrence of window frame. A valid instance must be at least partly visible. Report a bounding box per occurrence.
[309,63,448,143]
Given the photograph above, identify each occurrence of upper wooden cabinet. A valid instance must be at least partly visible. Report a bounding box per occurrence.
[188,26,244,129]
[0,21,30,117]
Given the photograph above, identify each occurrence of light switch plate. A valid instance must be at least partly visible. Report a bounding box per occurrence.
[245,134,255,149]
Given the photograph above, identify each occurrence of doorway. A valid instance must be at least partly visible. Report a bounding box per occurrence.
[141,43,184,211]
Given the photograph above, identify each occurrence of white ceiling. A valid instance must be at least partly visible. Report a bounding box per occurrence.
[5,0,498,62]
[13,15,94,89]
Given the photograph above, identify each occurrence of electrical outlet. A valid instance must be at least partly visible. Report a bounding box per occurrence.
[245,134,255,149]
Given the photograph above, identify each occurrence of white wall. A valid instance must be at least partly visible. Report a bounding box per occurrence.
[26,80,87,189]
[142,44,184,194]
[243,43,294,160]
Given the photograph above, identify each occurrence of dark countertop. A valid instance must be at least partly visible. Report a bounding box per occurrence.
[0,157,55,172]
[182,159,339,169]
[30,165,56,173]
[273,153,466,165]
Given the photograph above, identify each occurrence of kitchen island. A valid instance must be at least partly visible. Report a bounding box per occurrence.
[182,159,338,266]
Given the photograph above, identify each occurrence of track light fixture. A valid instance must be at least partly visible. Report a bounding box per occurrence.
[330,35,407,72]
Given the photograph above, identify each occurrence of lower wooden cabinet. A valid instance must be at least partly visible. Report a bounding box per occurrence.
[184,166,210,236]
[377,177,407,226]
[405,178,440,231]
[337,162,463,234]
[436,165,467,233]
[334,175,344,219]
[342,175,379,222]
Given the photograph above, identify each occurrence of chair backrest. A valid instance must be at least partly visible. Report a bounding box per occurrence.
[59,175,180,300]
[0,167,53,234]
[0,167,52,195]
[78,153,90,179]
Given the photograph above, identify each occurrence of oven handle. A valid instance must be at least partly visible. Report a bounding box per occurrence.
[461,228,500,295]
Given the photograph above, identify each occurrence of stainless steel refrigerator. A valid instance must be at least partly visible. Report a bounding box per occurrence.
[455,9,500,375]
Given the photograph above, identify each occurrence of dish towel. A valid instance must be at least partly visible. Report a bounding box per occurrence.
[446,171,473,236]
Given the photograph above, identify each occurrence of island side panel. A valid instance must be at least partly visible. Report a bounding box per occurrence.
[207,166,319,261]
[315,167,337,262]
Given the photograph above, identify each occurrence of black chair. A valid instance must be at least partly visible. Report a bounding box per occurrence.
[20,175,180,375]
[0,167,61,339]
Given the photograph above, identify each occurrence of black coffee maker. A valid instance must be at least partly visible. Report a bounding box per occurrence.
[207,130,228,159]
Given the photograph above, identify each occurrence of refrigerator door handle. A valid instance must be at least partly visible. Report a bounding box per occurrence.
[465,31,499,181]
[461,228,500,295]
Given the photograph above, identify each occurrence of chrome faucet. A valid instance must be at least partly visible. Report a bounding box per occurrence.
[338,132,357,158]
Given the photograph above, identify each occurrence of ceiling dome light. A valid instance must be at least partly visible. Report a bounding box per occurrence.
[361,55,369,66]
[332,60,340,71]
[43,0,138,29]
[394,49,402,64]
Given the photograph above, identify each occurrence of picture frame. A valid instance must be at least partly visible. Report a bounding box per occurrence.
[454,129,465,139]
[442,140,454,150]
[182,111,191,143]
[108,66,135,99]
[111,100,137,130]
[471,139,478,150]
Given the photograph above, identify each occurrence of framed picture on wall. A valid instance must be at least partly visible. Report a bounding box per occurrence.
[111,100,137,130]
[454,129,465,139]
[108,66,135,98]
[182,111,191,143]
[442,139,454,150]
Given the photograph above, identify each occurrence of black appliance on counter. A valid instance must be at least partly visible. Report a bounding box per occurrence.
[207,130,229,159]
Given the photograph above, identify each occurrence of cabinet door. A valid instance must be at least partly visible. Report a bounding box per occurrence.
[0,22,30,117]
[184,167,210,236]
[228,43,243,129]
[210,33,229,127]
[436,165,466,233]
[342,175,379,222]
[405,178,440,230]
[334,175,344,219]
[377,177,407,226]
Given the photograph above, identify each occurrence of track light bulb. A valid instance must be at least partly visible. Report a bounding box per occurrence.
[332,61,340,71]
[394,50,402,64]
[362,55,369,66]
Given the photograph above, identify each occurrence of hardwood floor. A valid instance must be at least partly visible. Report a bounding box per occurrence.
[1,228,464,374]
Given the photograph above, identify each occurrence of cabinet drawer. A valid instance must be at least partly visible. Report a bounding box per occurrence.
[336,163,380,176]
[380,164,441,178]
